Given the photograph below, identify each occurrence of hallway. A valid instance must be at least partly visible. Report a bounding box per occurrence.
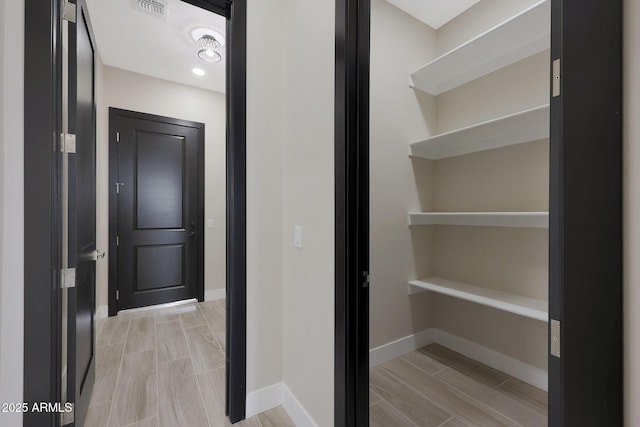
[85,300,294,427]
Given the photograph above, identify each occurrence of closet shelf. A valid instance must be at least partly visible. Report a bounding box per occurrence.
[410,105,549,160]
[408,277,548,322]
[408,211,549,228]
[409,0,550,96]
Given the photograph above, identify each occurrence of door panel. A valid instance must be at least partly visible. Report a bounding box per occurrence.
[66,1,96,425]
[112,110,204,311]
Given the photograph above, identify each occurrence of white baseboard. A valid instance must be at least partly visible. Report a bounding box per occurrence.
[96,305,108,321]
[282,384,318,427]
[369,327,547,391]
[205,289,226,302]
[245,382,318,426]
[432,329,548,391]
[369,329,435,368]
[246,383,283,419]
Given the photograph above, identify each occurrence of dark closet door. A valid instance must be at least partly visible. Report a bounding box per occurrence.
[66,1,97,425]
[110,109,204,311]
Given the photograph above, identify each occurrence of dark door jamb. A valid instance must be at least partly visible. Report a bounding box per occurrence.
[23,0,248,424]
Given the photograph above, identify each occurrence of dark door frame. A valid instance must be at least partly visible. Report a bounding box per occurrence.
[108,108,206,314]
[334,0,622,426]
[23,0,248,424]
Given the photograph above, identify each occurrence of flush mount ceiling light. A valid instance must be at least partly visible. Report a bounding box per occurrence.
[190,27,225,63]
[192,68,205,76]
[197,35,222,63]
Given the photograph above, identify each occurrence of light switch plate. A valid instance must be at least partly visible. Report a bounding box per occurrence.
[207,218,214,229]
[294,225,302,248]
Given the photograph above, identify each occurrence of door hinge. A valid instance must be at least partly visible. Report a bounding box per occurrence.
[60,133,77,154]
[116,131,120,142]
[116,235,119,246]
[362,271,370,289]
[116,290,120,300]
[552,59,561,97]
[550,319,561,358]
[62,0,77,23]
[61,402,74,426]
[116,182,125,194]
[61,268,76,289]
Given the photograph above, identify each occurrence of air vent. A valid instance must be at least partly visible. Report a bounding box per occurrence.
[136,0,168,19]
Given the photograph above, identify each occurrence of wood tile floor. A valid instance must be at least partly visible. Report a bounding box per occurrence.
[85,300,295,427]
[370,343,548,427]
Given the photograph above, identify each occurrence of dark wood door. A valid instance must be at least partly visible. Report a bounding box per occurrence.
[110,109,205,312]
[66,1,97,425]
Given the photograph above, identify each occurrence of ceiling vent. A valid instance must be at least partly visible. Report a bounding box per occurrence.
[136,0,168,19]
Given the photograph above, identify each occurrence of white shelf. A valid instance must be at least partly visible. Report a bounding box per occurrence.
[408,277,548,322]
[409,0,550,95]
[408,211,548,228]
[410,105,549,160]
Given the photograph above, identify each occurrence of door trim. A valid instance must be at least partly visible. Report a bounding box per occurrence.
[23,0,248,424]
[108,108,206,315]
[334,0,623,426]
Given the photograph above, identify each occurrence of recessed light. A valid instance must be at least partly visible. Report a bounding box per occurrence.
[192,68,205,76]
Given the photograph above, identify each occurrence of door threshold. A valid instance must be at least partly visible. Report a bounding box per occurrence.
[117,298,198,315]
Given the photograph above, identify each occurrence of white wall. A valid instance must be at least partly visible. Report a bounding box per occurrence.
[96,66,227,310]
[624,0,640,424]
[369,0,436,349]
[0,0,24,425]
[280,0,335,424]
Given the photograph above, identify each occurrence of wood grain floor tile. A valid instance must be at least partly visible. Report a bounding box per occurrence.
[84,402,111,427]
[109,350,157,427]
[158,357,209,427]
[154,307,182,323]
[370,367,451,426]
[126,316,156,354]
[370,400,419,427]
[179,305,207,329]
[156,320,188,363]
[196,368,228,427]
[498,378,548,414]
[185,325,225,374]
[127,417,158,427]
[436,368,547,426]
[199,302,225,333]
[380,358,519,426]
[370,387,383,406]
[90,341,125,407]
[257,406,295,427]
[400,350,448,375]
[98,314,131,348]
[214,299,226,312]
[420,344,510,388]
[440,416,471,426]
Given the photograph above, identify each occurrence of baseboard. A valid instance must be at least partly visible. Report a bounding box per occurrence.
[282,384,318,427]
[369,328,435,368]
[205,288,226,302]
[369,327,548,391]
[432,329,548,391]
[96,305,108,321]
[245,383,283,419]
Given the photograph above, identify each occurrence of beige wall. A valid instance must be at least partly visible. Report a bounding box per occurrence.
[369,0,437,349]
[95,65,227,310]
[0,0,24,425]
[624,0,640,423]
[280,0,335,424]
[245,0,285,396]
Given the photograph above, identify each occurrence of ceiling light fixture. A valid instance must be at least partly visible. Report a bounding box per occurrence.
[197,35,222,63]
[192,68,205,76]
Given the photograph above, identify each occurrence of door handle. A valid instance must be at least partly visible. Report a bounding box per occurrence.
[186,232,196,237]
[90,250,106,261]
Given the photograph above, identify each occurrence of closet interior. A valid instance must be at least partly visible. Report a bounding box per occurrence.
[369,0,551,418]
